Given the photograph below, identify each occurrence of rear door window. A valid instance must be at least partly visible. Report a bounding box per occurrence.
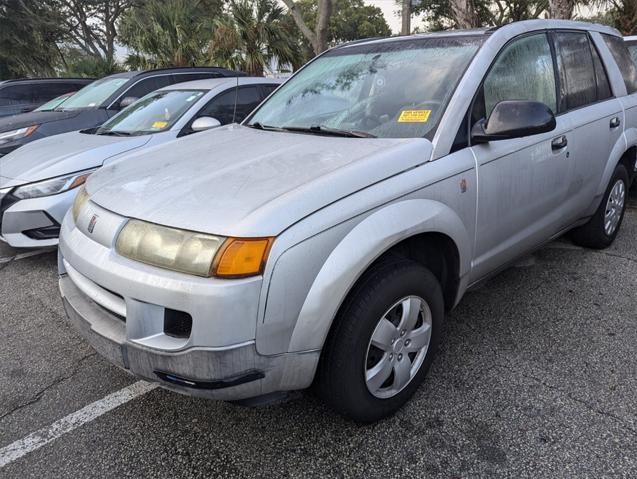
[603,34,637,94]
[553,32,597,111]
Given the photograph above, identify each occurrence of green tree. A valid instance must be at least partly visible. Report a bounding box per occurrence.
[0,0,67,78]
[209,0,302,76]
[283,0,391,64]
[413,0,548,30]
[119,0,223,68]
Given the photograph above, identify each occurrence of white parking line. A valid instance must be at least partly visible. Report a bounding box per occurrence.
[0,381,157,468]
[0,249,52,264]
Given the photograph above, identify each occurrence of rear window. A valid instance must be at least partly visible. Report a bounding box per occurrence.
[603,35,637,94]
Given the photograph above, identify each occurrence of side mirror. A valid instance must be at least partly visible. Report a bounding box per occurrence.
[191,116,221,132]
[471,100,556,143]
[119,96,139,109]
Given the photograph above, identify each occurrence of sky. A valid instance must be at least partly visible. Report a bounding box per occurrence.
[365,0,424,34]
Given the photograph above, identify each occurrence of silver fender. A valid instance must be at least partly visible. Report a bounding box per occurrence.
[287,199,472,353]
[592,130,635,210]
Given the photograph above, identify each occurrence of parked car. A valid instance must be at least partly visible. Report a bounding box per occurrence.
[0,77,281,248]
[0,67,245,158]
[0,78,93,119]
[58,20,637,422]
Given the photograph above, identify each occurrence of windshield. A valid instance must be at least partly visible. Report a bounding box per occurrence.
[96,89,206,135]
[57,77,129,111]
[248,36,483,139]
[35,93,72,111]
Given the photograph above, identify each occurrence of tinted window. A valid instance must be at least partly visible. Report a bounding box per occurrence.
[199,89,236,125]
[603,35,637,94]
[119,75,174,106]
[261,84,278,96]
[0,85,34,102]
[234,86,261,122]
[477,33,557,122]
[554,32,597,111]
[590,41,612,100]
[31,83,80,102]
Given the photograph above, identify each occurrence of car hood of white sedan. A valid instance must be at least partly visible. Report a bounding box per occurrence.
[86,124,434,237]
[0,130,151,184]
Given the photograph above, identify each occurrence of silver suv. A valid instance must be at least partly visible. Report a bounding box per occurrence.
[58,20,637,422]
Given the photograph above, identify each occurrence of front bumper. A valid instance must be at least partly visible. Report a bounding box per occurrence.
[58,208,319,400]
[0,188,77,248]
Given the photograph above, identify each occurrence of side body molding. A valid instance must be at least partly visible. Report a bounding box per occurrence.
[287,199,472,353]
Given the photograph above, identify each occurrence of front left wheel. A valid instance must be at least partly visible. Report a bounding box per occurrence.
[314,259,444,423]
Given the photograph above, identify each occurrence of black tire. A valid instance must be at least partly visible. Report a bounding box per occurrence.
[314,259,444,423]
[570,164,629,249]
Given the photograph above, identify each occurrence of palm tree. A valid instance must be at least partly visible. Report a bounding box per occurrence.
[119,0,222,68]
[209,0,302,76]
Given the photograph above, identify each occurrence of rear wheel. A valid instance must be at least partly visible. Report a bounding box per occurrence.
[315,259,444,423]
[570,164,629,249]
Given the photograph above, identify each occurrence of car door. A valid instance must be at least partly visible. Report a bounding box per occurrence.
[550,31,624,224]
[469,32,573,281]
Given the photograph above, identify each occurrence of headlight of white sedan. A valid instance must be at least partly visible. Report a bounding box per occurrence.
[12,168,96,200]
[0,125,38,145]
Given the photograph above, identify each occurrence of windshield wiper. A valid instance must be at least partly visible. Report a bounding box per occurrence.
[96,130,133,137]
[280,125,376,138]
[246,122,288,132]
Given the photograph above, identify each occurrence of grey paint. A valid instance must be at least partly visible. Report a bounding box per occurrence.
[58,20,637,401]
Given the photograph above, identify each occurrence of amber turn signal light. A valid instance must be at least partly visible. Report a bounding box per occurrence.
[213,237,274,278]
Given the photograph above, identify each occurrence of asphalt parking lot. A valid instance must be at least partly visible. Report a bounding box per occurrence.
[1,189,636,478]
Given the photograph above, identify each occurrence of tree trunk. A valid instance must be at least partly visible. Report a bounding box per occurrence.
[450,0,477,29]
[282,0,333,56]
[401,0,411,35]
[548,0,574,19]
[314,0,333,54]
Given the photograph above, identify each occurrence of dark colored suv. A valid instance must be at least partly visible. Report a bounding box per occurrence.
[0,78,93,119]
[0,67,245,157]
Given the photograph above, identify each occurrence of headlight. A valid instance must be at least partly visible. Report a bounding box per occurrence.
[72,186,90,222]
[0,125,38,145]
[12,168,96,200]
[116,219,273,278]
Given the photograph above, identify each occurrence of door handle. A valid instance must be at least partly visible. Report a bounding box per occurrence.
[551,135,568,150]
[610,117,621,129]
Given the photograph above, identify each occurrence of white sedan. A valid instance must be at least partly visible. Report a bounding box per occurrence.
[0,76,282,247]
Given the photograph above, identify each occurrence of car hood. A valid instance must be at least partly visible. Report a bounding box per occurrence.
[0,109,85,132]
[0,131,151,184]
[87,125,433,237]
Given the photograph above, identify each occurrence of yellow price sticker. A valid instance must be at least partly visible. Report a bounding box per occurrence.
[398,110,432,123]
[152,121,168,129]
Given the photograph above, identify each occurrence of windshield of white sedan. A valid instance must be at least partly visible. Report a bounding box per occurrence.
[96,90,205,136]
[56,77,129,111]
[248,37,483,139]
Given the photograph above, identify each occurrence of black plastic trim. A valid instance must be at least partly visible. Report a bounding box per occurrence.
[155,369,265,390]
